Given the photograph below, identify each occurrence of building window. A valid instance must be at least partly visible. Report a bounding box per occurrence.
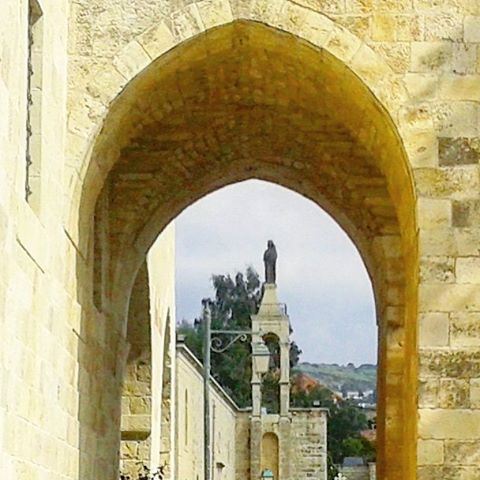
[25,0,44,209]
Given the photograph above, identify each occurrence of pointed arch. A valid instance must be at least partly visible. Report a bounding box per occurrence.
[71,8,423,479]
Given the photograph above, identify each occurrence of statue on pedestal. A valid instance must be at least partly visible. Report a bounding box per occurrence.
[263,240,277,284]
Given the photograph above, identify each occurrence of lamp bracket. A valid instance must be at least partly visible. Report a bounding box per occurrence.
[209,329,263,354]
[210,332,249,353]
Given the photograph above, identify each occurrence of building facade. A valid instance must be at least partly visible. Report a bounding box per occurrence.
[1,1,480,479]
[175,272,329,480]
[176,342,238,480]
[175,323,328,480]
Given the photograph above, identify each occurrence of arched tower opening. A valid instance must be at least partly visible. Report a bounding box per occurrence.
[262,333,281,415]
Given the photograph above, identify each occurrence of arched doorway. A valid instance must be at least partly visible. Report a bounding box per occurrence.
[261,433,279,479]
[75,19,417,480]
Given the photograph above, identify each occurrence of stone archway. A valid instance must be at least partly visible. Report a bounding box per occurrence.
[73,12,420,480]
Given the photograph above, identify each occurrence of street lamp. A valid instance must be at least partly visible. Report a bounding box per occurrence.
[252,341,271,375]
[202,300,270,480]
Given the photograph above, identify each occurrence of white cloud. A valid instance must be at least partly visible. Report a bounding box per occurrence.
[174,180,377,365]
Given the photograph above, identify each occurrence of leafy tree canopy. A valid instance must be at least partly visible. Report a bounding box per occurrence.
[178,266,301,408]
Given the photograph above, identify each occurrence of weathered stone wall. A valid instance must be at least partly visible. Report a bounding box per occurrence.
[1,1,480,479]
[120,262,153,477]
[176,344,237,480]
[0,1,71,479]
[249,410,328,480]
[234,412,251,480]
[289,410,328,480]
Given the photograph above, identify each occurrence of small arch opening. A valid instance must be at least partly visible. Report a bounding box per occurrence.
[261,433,279,480]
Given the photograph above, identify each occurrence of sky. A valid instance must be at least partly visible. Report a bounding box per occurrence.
[174,180,377,366]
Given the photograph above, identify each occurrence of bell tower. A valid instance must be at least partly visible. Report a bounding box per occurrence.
[248,241,328,480]
[249,241,293,479]
[251,282,291,416]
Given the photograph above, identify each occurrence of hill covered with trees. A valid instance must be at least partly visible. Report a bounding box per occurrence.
[297,362,377,394]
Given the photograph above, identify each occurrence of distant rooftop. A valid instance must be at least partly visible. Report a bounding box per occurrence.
[343,457,364,467]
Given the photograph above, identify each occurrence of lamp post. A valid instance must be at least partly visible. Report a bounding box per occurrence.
[202,300,270,480]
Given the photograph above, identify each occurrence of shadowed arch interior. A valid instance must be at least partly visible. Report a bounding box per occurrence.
[88,21,415,308]
[79,20,418,480]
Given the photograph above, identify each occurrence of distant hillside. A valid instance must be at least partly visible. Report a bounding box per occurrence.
[295,362,377,393]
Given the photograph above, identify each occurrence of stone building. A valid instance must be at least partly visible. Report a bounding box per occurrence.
[1,1,480,479]
[176,341,238,480]
[175,281,327,480]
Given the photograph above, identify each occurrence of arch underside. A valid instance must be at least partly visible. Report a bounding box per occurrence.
[99,22,402,268]
[86,21,416,480]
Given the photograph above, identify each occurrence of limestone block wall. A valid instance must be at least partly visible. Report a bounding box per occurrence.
[288,409,328,480]
[1,1,480,480]
[234,412,251,480]
[0,1,71,479]
[121,261,153,476]
[120,357,153,477]
[249,409,327,480]
[176,344,237,480]
[0,2,179,479]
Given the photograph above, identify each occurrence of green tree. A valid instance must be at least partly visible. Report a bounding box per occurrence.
[327,400,371,464]
[178,267,301,408]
